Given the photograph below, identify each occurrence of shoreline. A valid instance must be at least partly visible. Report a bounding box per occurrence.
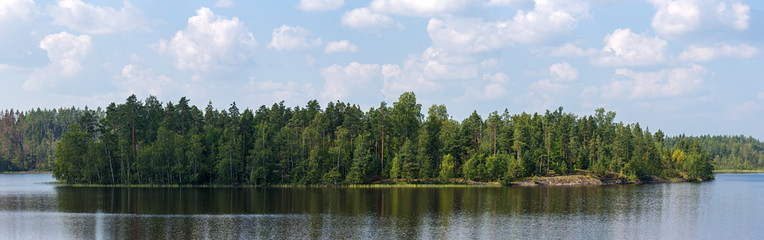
[508,174,688,187]
[45,173,709,188]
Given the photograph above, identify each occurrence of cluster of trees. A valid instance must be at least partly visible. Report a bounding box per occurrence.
[0,108,88,171]
[52,93,715,185]
[667,135,764,170]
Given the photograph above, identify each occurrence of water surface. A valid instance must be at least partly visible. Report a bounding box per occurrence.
[1,173,762,239]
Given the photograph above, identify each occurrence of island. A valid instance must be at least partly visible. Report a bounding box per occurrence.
[10,92,760,187]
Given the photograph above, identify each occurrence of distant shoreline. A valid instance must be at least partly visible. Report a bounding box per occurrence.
[1,171,52,174]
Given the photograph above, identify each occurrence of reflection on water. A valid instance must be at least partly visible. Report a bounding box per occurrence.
[1,174,763,239]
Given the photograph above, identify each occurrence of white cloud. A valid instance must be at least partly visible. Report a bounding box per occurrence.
[549,62,578,81]
[380,47,478,99]
[649,0,750,36]
[215,0,234,8]
[0,0,35,23]
[650,0,701,36]
[527,62,578,105]
[602,64,708,100]
[427,0,589,53]
[324,40,358,54]
[717,1,750,30]
[319,62,381,101]
[41,32,91,75]
[550,43,598,57]
[370,0,473,17]
[678,44,760,62]
[47,0,146,35]
[593,28,667,67]
[381,63,438,99]
[470,73,510,100]
[298,0,344,11]
[427,17,508,53]
[25,31,91,91]
[341,8,396,33]
[157,7,257,72]
[118,64,175,97]
[418,47,477,79]
[268,25,322,51]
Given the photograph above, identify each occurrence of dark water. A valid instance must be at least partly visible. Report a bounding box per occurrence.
[1,174,763,239]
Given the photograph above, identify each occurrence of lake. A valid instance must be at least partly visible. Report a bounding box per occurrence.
[0,173,762,239]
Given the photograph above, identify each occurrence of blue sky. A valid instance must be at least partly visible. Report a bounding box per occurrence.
[1,0,763,139]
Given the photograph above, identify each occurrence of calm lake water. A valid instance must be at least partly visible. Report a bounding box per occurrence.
[0,173,762,239]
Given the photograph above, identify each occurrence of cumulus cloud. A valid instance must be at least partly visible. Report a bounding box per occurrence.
[717,1,749,30]
[469,73,510,100]
[324,40,358,54]
[268,25,322,51]
[427,0,589,53]
[381,63,438,99]
[549,62,578,81]
[320,62,381,101]
[524,62,581,110]
[602,64,708,100]
[529,62,578,97]
[0,0,36,23]
[650,0,701,36]
[341,8,396,33]
[157,7,257,71]
[118,64,175,97]
[47,0,146,35]
[370,0,473,17]
[417,47,477,79]
[379,47,478,99]
[678,44,760,62]
[593,28,667,67]
[298,0,344,11]
[649,0,750,36]
[25,31,91,91]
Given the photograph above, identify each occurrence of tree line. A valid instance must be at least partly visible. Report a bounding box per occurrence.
[48,93,716,185]
[0,107,89,171]
[666,135,764,170]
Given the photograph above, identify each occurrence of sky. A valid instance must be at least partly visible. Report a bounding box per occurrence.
[1,0,763,139]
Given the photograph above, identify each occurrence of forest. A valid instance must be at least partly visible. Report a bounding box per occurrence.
[4,93,755,184]
[0,107,86,171]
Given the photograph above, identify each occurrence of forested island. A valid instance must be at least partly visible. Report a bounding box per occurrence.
[6,92,762,185]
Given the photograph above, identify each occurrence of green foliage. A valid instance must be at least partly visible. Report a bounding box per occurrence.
[43,92,738,186]
[346,135,371,184]
[439,154,456,180]
[53,124,90,184]
[462,153,485,181]
[323,168,341,185]
[390,156,401,179]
